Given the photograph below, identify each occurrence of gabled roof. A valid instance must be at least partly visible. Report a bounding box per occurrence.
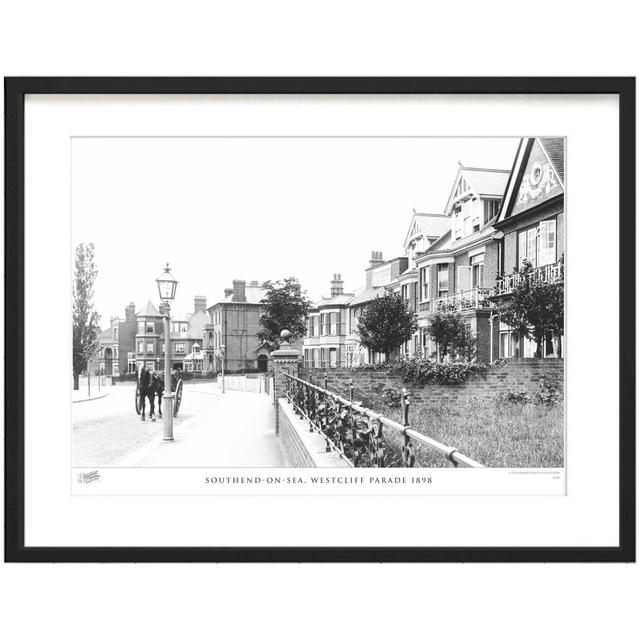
[540,137,565,184]
[423,229,452,253]
[496,137,565,225]
[136,299,160,317]
[444,165,510,214]
[403,211,450,249]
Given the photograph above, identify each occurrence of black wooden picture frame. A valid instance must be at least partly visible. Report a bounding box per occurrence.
[4,77,635,562]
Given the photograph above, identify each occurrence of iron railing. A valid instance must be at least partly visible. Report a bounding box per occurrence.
[283,373,483,468]
[434,287,494,311]
[494,261,564,296]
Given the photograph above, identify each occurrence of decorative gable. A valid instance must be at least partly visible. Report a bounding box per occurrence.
[511,139,564,216]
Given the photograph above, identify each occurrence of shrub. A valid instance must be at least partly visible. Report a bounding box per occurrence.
[381,388,402,408]
[500,390,532,405]
[354,354,489,385]
[534,377,560,406]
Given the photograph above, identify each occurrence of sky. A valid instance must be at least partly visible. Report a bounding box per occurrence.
[71,136,520,324]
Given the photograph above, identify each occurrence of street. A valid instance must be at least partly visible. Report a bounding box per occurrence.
[73,382,285,467]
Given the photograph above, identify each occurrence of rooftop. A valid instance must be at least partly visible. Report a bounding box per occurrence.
[136,299,160,317]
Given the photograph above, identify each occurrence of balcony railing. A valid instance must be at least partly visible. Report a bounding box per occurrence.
[494,261,564,296]
[434,287,494,311]
[284,373,483,468]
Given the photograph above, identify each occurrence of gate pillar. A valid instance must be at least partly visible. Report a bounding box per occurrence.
[270,329,300,436]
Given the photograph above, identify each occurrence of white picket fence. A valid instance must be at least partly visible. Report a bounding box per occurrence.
[221,374,271,394]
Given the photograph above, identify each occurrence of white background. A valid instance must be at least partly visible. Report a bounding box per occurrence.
[1,2,638,640]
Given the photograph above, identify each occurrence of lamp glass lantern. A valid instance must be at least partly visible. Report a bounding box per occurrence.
[156,263,178,302]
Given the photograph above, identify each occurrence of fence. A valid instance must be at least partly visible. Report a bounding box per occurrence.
[283,373,483,468]
[222,374,272,395]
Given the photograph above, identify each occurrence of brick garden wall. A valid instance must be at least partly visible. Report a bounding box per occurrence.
[278,399,350,468]
[301,358,564,407]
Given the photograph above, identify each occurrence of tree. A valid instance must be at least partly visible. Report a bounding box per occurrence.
[258,277,311,349]
[426,304,477,362]
[73,243,101,390]
[356,293,418,360]
[498,259,564,357]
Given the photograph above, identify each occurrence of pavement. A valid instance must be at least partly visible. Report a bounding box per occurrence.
[73,382,285,468]
[72,389,109,403]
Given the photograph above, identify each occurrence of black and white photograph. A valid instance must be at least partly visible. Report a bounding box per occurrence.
[72,135,565,472]
[6,77,632,563]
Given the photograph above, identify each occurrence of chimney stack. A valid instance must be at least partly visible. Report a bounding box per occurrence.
[224,288,233,298]
[330,273,344,297]
[232,279,246,302]
[194,295,207,313]
[125,301,136,320]
[369,251,384,268]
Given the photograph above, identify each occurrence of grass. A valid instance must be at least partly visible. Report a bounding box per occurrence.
[360,394,564,468]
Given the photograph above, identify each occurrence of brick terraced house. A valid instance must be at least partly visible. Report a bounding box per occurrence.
[414,165,510,362]
[491,137,565,358]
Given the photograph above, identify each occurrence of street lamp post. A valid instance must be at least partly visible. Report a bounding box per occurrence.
[220,344,226,394]
[156,263,178,442]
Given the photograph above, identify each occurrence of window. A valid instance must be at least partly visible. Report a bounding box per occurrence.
[146,343,154,355]
[208,332,213,347]
[330,312,338,336]
[518,219,557,267]
[137,341,144,355]
[437,264,449,297]
[329,348,338,367]
[420,266,429,301]
[472,201,481,232]
[174,343,185,355]
[453,208,462,239]
[537,220,556,267]
[499,332,509,358]
[498,330,521,358]
[471,254,485,287]
[138,321,144,334]
[483,199,501,225]
[146,322,154,334]
[463,216,471,236]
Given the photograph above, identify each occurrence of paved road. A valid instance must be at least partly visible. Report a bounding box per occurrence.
[73,382,285,468]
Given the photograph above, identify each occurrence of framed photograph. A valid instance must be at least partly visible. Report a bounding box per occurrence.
[4,77,635,562]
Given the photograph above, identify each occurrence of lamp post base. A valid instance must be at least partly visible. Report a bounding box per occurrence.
[162,393,174,441]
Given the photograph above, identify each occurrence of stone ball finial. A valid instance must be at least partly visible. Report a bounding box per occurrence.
[280,329,291,344]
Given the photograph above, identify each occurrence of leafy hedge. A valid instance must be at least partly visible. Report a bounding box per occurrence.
[355,354,490,385]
